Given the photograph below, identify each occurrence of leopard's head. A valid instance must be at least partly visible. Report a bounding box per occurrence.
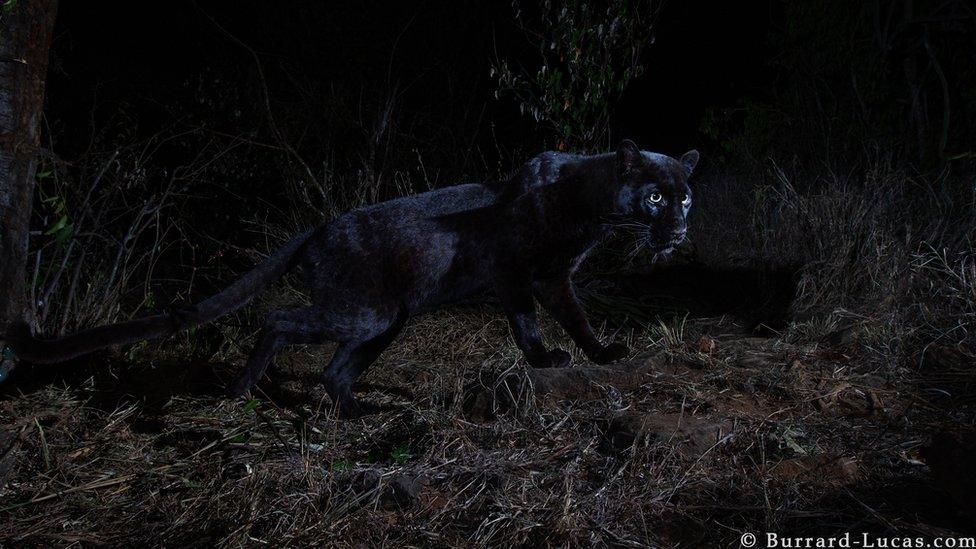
[612,139,699,255]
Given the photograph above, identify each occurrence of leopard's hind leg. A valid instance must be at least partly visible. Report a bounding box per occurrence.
[229,307,332,396]
[320,306,409,418]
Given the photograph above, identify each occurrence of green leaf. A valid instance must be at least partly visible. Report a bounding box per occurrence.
[44,215,67,236]
[0,346,15,383]
[242,399,260,413]
[53,223,73,247]
[781,431,807,455]
[390,444,412,465]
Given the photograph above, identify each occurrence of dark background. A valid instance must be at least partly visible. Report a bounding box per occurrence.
[47,0,774,173]
[29,0,975,334]
[18,0,971,322]
[4,3,976,544]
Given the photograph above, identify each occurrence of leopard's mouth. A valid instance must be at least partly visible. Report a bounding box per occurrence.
[648,242,676,255]
[648,236,684,254]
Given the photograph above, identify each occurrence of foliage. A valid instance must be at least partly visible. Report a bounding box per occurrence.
[702,0,976,171]
[26,110,260,337]
[492,0,659,152]
[692,159,975,364]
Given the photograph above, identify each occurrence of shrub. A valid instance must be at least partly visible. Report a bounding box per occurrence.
[692,159,974,364]
[492,0,659,152]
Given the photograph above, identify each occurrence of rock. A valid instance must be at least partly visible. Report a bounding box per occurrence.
[697,336,716,355]
[461,356,673,418]
[385,473,428,508]
[766,455,860,487]
[821,324,860,347]
[462,354,700,420]
[343,469,430,510]
[602,411,735,455]
[526,357,662,401]
[461,381,496,422]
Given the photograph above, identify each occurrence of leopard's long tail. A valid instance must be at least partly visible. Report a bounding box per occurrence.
[4,229,316,364]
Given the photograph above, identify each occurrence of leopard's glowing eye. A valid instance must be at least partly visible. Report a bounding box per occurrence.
[647,192,663,204]
[682,194,691,206]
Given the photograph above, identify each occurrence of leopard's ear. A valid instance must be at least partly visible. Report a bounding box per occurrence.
[680,149,700,175]
[616,139,643,174]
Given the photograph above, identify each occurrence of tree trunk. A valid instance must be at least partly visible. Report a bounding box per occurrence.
[0,0,59,332]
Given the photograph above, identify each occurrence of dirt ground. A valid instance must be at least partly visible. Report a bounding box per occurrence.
[1,271,975,547]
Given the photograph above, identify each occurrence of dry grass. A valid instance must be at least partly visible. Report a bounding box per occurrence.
[3,160,974,546]
[693,162,975,361]
[2,301,974,546]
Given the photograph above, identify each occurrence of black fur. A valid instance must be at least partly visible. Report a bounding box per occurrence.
[5,140,698,417]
